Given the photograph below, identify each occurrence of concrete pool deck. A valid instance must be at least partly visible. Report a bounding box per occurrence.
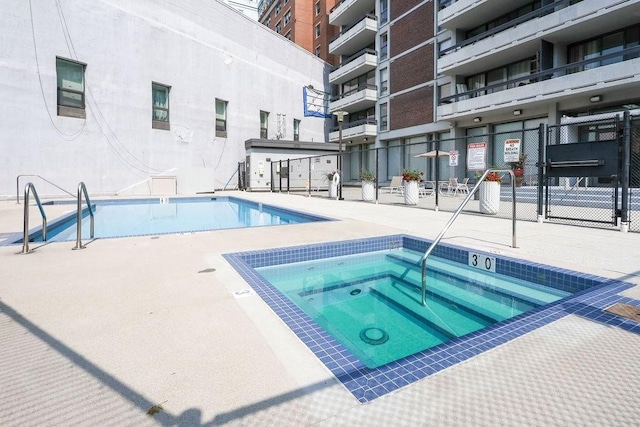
[1,191,639,426]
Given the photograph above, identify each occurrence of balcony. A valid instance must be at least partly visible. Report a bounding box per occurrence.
[328,118,377,144]
[329,49,377,85]
[439,0,534,31]
[330,84,377,113]
[437,52,640,122]
[438,0,640,77]
[328,14,377,56]
[329,0,376,27]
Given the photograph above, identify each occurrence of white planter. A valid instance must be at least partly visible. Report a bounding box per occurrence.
[329,181,338,199]
[404,181,419,205]
[479,181,500,214]
[362,181,375,201]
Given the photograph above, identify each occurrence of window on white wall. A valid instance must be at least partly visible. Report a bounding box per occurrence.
[293,119,300,141]
[152,82,170,130]
[260,110,269,138]
[56,57,86,118]
[216,99,227,136]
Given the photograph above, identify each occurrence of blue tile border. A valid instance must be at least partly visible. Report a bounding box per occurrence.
[223,234,637,403]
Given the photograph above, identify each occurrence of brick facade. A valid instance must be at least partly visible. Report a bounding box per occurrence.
[390,3,433,57]
[259,0,338,66]
[389,86,434,130]
[391,0,422,20]
[390,44,434,94]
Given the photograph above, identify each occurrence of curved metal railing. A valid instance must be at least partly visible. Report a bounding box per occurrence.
[22,183,47,254]
[16,174,74,203]
[73,182,94,250]
[420,169,517,306]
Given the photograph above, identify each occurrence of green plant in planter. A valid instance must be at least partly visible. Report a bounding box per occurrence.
[359,169,376,182]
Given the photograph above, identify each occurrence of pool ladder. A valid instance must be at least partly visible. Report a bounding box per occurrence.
[21,183,47,254]
[73,182,95,250]
[21,182,94,253]
[420,168,518,307]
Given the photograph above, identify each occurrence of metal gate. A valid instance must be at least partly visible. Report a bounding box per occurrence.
[544,113,632,228]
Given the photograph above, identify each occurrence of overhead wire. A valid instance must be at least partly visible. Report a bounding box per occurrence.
[28,0,85,141]
[55,0,163,176]
[27,0,164,177]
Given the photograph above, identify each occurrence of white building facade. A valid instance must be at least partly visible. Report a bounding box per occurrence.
[0,0,330,198]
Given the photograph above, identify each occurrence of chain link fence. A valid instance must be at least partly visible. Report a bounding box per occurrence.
[263,117,639,233]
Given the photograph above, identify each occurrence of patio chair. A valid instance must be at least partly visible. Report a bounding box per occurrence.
[380,176,404,194]
[455,177,470,195]
[419,181,435,197]
[439,178,458,196]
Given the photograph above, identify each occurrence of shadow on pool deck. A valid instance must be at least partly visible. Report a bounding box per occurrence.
[2,192,640,425]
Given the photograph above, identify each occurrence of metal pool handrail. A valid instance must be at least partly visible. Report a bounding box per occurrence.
[22,183,47,254]
[73,182,94,250]
[420,168,517,306]
[16,174,75,203]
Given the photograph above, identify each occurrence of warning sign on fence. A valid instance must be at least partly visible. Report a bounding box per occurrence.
[503,139,521,163]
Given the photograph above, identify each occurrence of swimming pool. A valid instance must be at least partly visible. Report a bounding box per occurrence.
[14,196,330,243]
[224,234,635,402]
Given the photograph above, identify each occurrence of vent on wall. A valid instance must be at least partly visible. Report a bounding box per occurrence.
[151,176,177,195]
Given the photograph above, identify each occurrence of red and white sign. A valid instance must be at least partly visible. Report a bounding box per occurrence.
[503,139,521,163]
[467,142,486,171]
[449,150,459,167]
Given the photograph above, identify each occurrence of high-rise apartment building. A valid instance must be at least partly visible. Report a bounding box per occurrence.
[258,0,339,66]
[221,0,260,21]
[378,0,640,182]
[374,0,444,181]
[327,0,378,175]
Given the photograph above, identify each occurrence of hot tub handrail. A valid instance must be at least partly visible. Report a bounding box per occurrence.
[73,182,94,250]
[22,183,47,254]
[421,168,517,306]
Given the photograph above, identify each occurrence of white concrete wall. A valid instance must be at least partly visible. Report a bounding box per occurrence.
[0,0,330,199]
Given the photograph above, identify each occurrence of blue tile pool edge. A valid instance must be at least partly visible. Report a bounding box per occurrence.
[223,234,638,403]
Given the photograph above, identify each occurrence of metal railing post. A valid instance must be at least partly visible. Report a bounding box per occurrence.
[73,182,94,250]
[420,168,517,306]
[22,183,47,254]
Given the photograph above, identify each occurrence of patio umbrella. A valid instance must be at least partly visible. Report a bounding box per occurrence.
[414,150,451,158]
[414,150,452,210]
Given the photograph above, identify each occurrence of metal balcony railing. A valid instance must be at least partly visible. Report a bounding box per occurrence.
[440,46,640,105]
[439,0,580,56]
[331,84,377,102]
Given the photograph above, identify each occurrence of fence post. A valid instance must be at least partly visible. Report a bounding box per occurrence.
[537,123,545,222]
[621,111,631,232]
[375,148,379,203]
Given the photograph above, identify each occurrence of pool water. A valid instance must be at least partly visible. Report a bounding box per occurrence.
[257,248,569,368]
[26,197,327,242]
[225,234,633,402]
